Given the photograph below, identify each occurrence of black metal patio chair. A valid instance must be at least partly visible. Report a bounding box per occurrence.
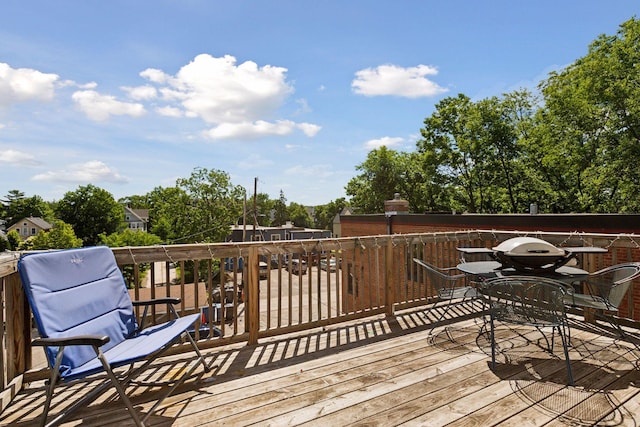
[564,262,640,338]
[413,258,479,333]
[485,275,574,385]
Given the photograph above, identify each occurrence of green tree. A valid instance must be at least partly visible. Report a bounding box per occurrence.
[288,202,312,228]
[417,92,535,213]
[28,219,83,250]
[313,198,348,230]
[100,228,163,247]
[56,184,124,246]
[345,146,408,213]
[0,233,8,251]
[118,194,151,209]
[146,186,189,243]
[152,167,244,243]
[538,17,640,212]
[2,190,54,227]
[6,229,21,250]
[272,190,289,226]
[99,229,163,288]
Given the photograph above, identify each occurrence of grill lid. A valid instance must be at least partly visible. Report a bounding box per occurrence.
[493,237,565,257]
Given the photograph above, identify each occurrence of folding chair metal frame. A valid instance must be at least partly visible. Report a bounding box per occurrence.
[18,246,211,427]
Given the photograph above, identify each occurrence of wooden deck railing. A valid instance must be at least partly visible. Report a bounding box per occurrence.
[2,229,640,412]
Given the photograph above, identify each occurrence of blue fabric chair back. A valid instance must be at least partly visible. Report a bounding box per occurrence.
[18,246,137,377]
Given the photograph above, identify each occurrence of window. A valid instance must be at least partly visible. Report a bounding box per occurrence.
[271,234,281,241]
[31,228,37,235]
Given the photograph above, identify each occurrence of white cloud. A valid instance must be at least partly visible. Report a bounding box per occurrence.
[352,64,447,98]
[122,85,157,100]
[294,98,311,114]
[156,105,184,117]
[140,68,170,84]
[72,90,146,121]
[297,122,321,137]
[364,136,404,150]
[204,119,319,140]
[156,54,294,123]
[0,149,40,166]
[0,62,59,107]
[32,160,129,184]
[139,54,320,139]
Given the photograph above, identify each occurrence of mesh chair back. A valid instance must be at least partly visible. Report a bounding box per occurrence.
[588,263,640,308]
[413,258,469,300]
[486,276,569,327]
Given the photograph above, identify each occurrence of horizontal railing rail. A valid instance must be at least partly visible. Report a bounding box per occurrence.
[2,229,640,413]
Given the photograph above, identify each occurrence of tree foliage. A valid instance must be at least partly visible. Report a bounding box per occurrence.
[25,220,83,250]
[313,197,348,230]
[350,18,640,215]
[150,167,244,243]
[537,17,640,212]
[288,202,312,228]
[55,184,124,246]
[1,190,55,227]
[272,190,289,226]
[98,229,163,288]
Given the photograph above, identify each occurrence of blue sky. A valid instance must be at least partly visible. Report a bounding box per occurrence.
[0,1,637,206]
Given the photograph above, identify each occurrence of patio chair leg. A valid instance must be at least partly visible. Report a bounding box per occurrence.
[490,314,497,371]
[39,347,64,427]
[560,329,574,386]
[142,332,211,422]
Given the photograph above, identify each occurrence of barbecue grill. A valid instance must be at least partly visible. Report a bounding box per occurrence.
[492,237,570,272]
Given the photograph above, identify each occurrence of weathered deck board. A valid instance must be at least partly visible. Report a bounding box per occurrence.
[2,306,639,427]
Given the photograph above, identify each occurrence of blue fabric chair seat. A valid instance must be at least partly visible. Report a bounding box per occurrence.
[62,314,200,381]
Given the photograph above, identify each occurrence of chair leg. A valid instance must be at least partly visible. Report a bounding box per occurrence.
[184,329,211,373]
[426,299,452,334]
[142,332,211,422]
[490,315,497,370]
[42,348,143,427]
[559,328,574,386]
[40,347,64,427]
[95,347,144,427]
[595,311,627,339]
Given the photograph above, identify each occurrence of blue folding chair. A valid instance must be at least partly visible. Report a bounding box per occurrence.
[18,246,211,426]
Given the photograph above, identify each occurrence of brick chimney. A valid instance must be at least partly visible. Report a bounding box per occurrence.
[384,193,409,215]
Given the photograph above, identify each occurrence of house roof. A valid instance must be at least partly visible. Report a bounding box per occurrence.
[124,206,149,222]
[7,217,53,231]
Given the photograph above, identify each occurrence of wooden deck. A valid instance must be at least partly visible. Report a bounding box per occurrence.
[3,302,640,426]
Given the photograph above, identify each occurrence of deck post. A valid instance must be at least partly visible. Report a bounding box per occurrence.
[247,246,260,344]
[385,239,395,316]
[6,271,30,379]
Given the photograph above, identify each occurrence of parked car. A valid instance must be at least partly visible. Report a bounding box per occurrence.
[259,261,269,279]
[289,259,307,275]
[320,258,338,272]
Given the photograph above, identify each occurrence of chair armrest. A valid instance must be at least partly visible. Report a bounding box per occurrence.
[33,335,110,347]
[132,297,181,307]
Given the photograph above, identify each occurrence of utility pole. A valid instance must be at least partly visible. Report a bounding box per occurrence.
[252,177,258,240]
